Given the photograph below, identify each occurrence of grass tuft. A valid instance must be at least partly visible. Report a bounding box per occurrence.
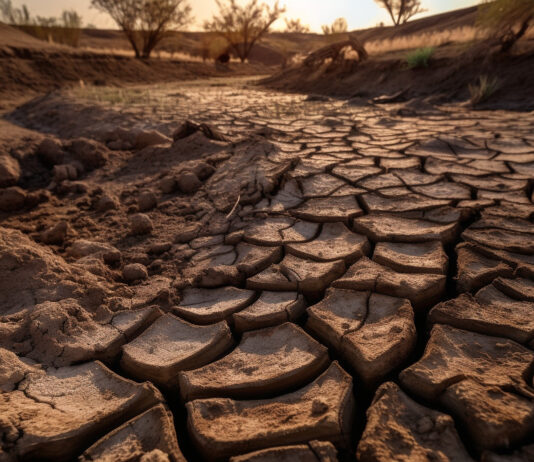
[406,47,435,68]
[469,75,501,105]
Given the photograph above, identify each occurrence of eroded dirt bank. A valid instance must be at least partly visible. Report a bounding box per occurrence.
[1,79,534,461]
[263,47,534,111]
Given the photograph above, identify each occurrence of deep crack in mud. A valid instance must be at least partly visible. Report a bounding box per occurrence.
[1,78,534,462]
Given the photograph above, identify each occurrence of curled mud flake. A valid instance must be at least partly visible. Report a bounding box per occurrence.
[400,325,534,451]
[0,361,162,461]
[121,314,233,387]
[308,289,415,386]
[233,291,305,333]
[333,257,446,311]
[186,362,354,461]
[229,440,338,462]
[80,404,186,462]
[178,322,329,400]
[286,222,370,264]
[173,287,256,324]
[358,382,473,462]
[353,214,459,244]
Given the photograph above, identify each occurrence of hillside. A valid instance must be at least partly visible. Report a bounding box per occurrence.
[77,6,480,63]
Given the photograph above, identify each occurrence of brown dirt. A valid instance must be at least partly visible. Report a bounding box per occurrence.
[0,23,270,101]
[262,42,534,111]
[1,7,534,461]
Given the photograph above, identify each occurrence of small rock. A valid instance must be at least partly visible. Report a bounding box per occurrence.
[149,242,172,255]
[174,223,201,243]
[123,263,148,282]
[176,171,201,194]
[25,190,50,208]
[40,221,68,245]
[0,186,26,212]
[68,138,108,170]
[225,230,244,245]
[135,130,171,149]
[37,138,64,165]
[138,191,158,212]
[53,164,78,182]
[97,194,118,212]
[159,177,176,194]
[0,153,21,187]
[56,180,88,195]
[130,213,153,235]
[68,239,122,264]
[192,162,216,181]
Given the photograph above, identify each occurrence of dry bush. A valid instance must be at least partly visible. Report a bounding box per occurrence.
[0,1,83,47]
[477,0,534,52]
[374,0,425,26]
[284,18,310,33]
[204,0,285,63]
[91,0,192,59]
[321,17,348,35]
[469,75,501,106]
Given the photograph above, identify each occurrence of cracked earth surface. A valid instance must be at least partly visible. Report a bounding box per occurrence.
[1,78,534,461]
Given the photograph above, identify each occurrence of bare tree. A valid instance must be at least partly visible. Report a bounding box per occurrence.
[0,0,30,25]
[321,17,348,35]
[284,18,310,33]
[204,0,285,63]
[91,0,192,59]
[374,0,425,26]
[478,0,534,52]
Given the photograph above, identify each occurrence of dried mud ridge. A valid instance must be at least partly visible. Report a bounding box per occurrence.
[1,82,534,462]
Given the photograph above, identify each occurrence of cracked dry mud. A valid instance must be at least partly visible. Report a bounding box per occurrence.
[1,78,534,461]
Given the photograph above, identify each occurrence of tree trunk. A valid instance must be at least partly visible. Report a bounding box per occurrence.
[501,18,531,53]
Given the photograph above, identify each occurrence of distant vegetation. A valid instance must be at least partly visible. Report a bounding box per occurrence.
[91,0,192,59]
[374,0,425,26]
[204,0,285,63]
[321,18,348,35]
[0,0,82,46]
[477,0,534,52]
[405,46,434,68]
[284,18,310,33]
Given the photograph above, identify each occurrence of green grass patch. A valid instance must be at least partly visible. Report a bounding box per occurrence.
[406,47,435,69]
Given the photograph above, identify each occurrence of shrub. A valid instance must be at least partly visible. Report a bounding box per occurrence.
[321,17,348,35]
[374,0,425,26]
[204,0,285,63]
[469,75,501,106]
[91,0,192,59]
[406,47,434,68]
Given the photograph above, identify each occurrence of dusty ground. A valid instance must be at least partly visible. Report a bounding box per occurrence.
[1,77,534,462]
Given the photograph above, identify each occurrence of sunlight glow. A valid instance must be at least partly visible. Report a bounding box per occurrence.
[12,0,480,32]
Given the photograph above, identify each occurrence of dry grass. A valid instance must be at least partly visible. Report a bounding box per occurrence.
[365,25,534,55]
[77,46,206,61]
[469,74,501,105]
[365,26,480,55]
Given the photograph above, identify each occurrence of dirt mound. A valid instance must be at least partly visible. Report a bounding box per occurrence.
[0,22,62,50]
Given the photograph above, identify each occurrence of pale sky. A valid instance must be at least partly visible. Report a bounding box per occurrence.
[12,0,479,32]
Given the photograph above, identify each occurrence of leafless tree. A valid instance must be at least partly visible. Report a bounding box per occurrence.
[321,17,348,35]
[284,18,310,33]
[374,0,425,26]
[204,0,285,63]
[0,1,30,25]
[91,0,192,59]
